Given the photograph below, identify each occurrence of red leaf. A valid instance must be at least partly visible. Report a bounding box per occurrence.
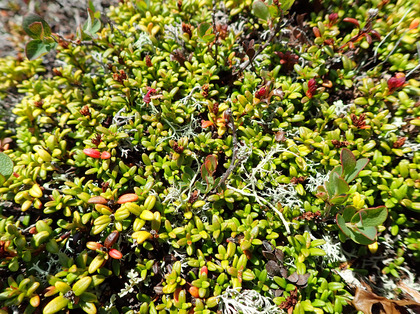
[83,148,101,158]
[343,17,360,28]
[189,286,200,298]
[255,86,267,98]
[109,248,123,259]
[409,18,419,30]
[370,29,381,40]
[306,78,317,98]
[388,75,406,93]
[200,266,208,276]
[117,193,138,204]
[87,196,108,204]
[143,88,156,103]
[100,151,111,159]
[365,34,372,44]
[201,120,214,128]
[329,13,338,24]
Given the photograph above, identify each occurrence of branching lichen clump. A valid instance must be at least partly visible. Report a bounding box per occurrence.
[0,0,420,313]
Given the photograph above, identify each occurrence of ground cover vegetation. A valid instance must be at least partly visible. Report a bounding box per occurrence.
[0,0,420,313]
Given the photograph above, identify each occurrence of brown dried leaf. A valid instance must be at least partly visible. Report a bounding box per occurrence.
[280,266,288,278]
[87,196,108,204]
[266,260,282,277]
[287,272,299,283]
[397,281,420,303]
[262,240,274,252]
[296,273,310,286]
[262,250,276,261]
[352,287,420,314]
[274,248,284,262]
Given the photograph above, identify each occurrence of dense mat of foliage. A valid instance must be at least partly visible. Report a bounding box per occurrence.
[1,0,420,313]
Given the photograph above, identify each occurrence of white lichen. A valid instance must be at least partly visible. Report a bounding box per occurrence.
[118,269,143,298]
[306,172,328,192]
[320,234,346,264]
[261,183,303,210]
[334,268,365,293]
[333,100,351,116]
[235,141,253,163]
[112,107,136,126]
[227,143,312,233]
[164,22,183,44]
[103,294,117,311]
[28,255,61,284]
[403,139,420,154]
[133,31,155,52]
[390,117,405,129]
[218,288,281,314]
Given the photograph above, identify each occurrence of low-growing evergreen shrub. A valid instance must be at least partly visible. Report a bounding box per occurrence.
[0,0,419,313]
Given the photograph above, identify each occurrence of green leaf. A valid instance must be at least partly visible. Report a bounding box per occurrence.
[202,34,216,43]
[325,177,335,199]
[340,148,356,177]
[204,155,217,176]
[341,216,378,244]
[84,8,94,33]
[200,163,209,181]
[357,206,388,227]
[91,19,101,34]
[354,225,377,243]
[198,22,213,39]
[336,214,351,237]
[195,181,207,194]
[22,14,51,39]
[267,5,280,18]
[279,0,296,12]
[0,152,13,178]
[80,301,97,314]
[338,231,347,242]
[83,8,101,38]
[0,174,6,186]
[309,248,326,256]
[350,210,362,225]
[329,194,348,205]
[328,282,344,291]
[25,39,57,60]
[197,22,215,43]
[43,295,69,314]
[342,206,357,222]
[331,165,342,178]
[76,25,87,41]
[296,262,306,275]
[28,22,45,40]
[205,175,215,187]
[344,158,369,183]
[334,174,349,196]
[316,185,328,201]
[88,0,96,14]
[252,1,271,20]
[327,171,349,197]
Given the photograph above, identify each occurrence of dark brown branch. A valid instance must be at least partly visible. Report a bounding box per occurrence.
[53,33,107,50]
[233,15,293,77]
